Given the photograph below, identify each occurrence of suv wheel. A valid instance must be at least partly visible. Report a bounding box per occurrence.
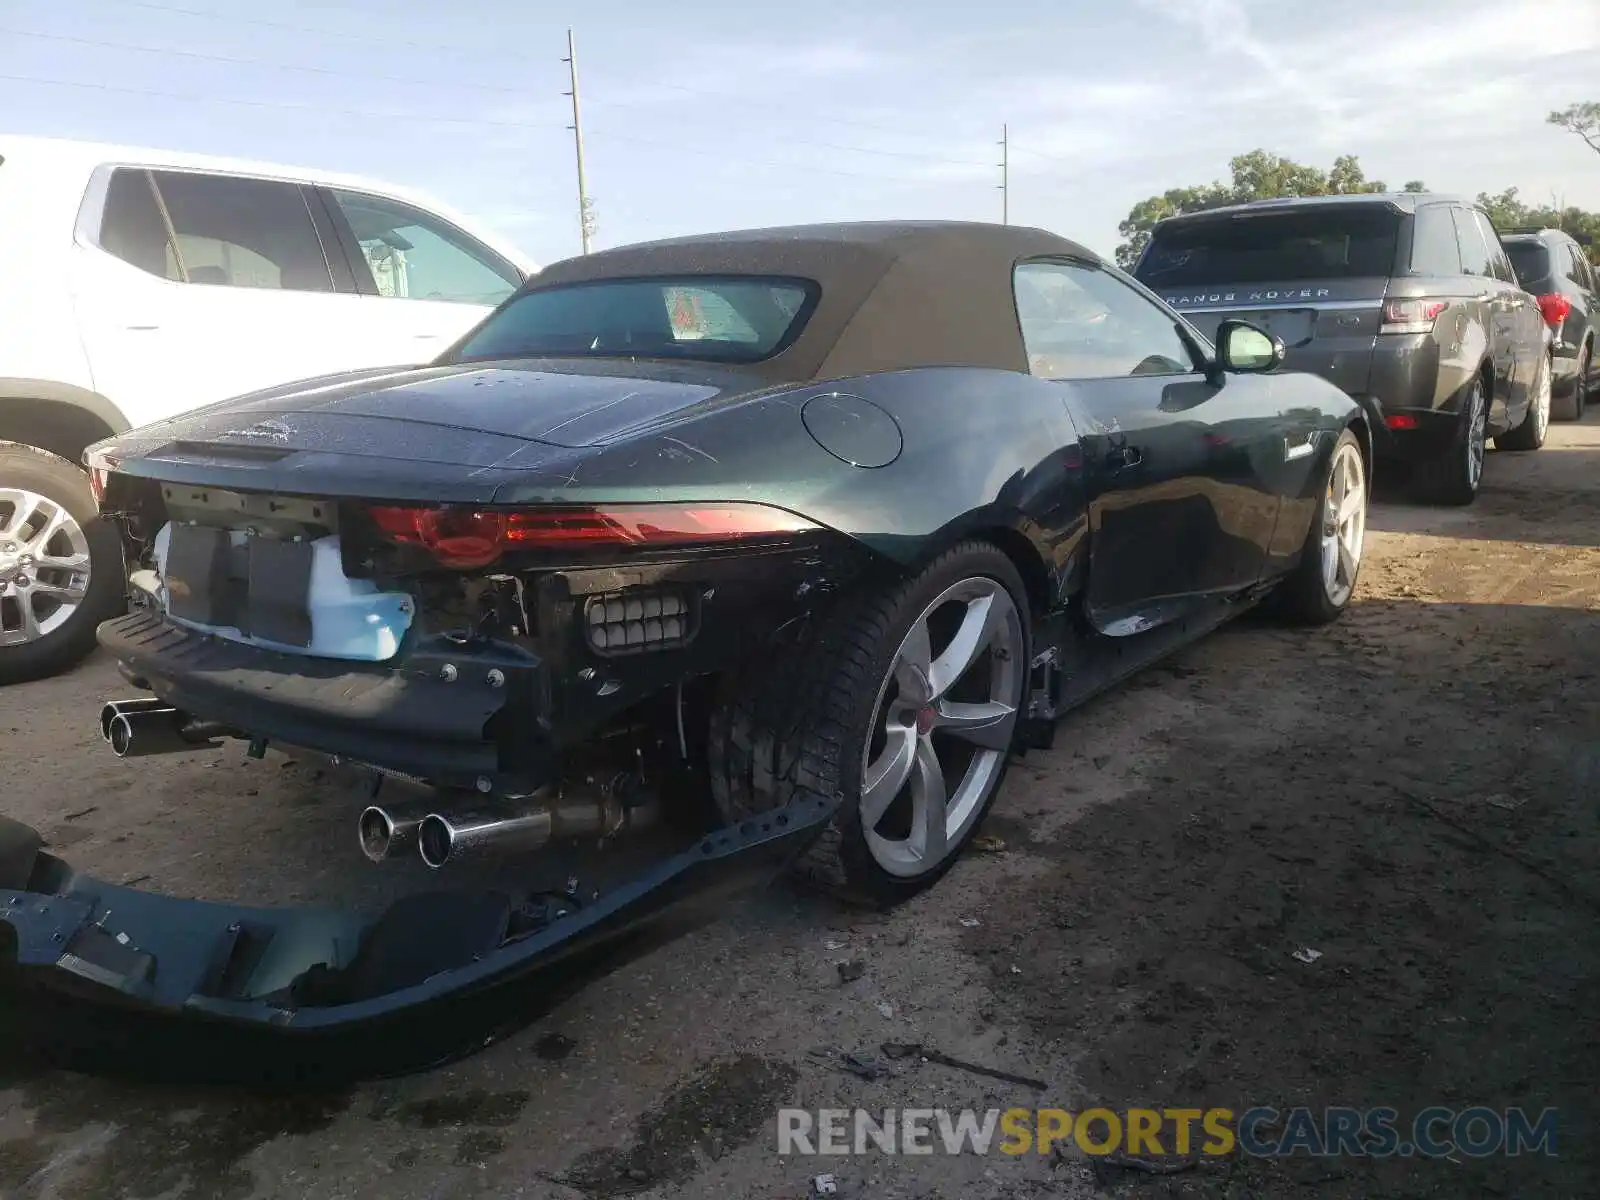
[1495,352,1550,451]
[1414,376,1487,506]
[0,444,124,685]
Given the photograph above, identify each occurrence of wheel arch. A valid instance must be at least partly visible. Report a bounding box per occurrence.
[0,380,130,467]
[895,506,1062,619]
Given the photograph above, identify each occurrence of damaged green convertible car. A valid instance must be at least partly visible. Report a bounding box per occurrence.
[0,222,1370,1080]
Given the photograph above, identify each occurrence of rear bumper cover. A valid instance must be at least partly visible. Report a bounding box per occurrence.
[100,607,532,785]
[0,791,838,1083]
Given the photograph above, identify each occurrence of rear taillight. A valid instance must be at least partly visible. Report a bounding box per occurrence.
[1536,293,1572,328]
[365,502,817,569]
[1379,298,1449,336]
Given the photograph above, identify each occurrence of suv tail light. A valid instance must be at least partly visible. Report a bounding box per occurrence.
[365,502,817,569]
[1535,293,1572,328]
[1379,298,1449,336]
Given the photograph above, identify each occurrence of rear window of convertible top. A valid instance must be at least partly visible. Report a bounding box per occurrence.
[449,275,819,364]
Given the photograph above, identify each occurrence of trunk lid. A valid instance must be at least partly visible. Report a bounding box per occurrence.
[96,361,754,502]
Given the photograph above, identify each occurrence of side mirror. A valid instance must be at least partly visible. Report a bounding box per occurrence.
[1216,320,1286,374]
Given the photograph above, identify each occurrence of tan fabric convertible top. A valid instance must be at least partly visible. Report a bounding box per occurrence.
[528,221,1101,383]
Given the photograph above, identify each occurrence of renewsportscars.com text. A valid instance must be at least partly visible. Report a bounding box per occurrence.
[776,1106,1558,1159]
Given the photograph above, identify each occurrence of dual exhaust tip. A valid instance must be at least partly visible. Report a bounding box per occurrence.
[99,699,232,758]
[361,778,659,870]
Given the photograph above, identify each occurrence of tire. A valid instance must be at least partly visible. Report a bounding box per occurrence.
[1412,374,1487,506]
[708,541,1031,907]
[1554,342,1591,422]
[1494,352,1550,451]
[1278,429,1367,626]
[0,443,125,685]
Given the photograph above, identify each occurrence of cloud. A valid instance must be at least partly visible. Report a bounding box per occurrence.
[1134,0,1350,141]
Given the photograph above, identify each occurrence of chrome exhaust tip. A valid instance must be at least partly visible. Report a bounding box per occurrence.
[99,697,172,743]
[417,806,557,870]
[108,707,231,758]
[358,800,433,863]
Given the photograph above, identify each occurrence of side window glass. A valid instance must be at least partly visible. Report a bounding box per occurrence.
[1015,261,1197,381]
[1563,244,1592,289]
[146,171,335,292]
[98,168,178,280]
[1451,209,1493,278]
[1408,206,1461,276]
[326,189,520,306]
[1474,213,1516,284]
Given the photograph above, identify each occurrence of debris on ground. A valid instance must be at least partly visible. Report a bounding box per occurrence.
[881,1041,922,1060]
[970,835,1006,853]
[1292,947,1324,964]
[813,1173,839,1195]
[876,1001,894,1018]
[838,1052,886,1081]
[959,917,981,928]
[837,959,866,984]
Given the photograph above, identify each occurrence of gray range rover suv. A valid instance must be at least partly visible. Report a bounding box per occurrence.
[1134,194,1549,505]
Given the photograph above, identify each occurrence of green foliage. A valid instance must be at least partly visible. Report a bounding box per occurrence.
[1114,150,1397,268]
[1476,187,1599,262]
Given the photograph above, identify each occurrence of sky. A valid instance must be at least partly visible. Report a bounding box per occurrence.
[5,0,1598,268]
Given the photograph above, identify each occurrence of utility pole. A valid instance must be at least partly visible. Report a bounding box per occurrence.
[562,28,592,255]
[998,124,1009,225]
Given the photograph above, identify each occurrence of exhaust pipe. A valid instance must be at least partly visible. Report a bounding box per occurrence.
[108,707,233,758]
[417,780,661,870]
[99,697,173,743]
[357,798,435,863]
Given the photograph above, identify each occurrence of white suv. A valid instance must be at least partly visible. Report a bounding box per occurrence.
[0,134,536,683]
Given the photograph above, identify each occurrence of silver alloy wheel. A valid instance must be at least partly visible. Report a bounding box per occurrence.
[1466,383,1487,489]
[1321,440,1367,608]
[1532,354,1551,444]
[860,576,1024,877]
[0,488,92,648]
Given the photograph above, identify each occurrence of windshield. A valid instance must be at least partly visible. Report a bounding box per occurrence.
[450,275,818,364]
[1502,241,1551,288]
[1137,208,1402,286]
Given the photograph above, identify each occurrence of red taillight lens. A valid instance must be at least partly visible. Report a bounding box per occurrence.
[1379,298,1449,335]
[1536,293,1572,328]
[1385,414,1419,431]
[365,502,817,568]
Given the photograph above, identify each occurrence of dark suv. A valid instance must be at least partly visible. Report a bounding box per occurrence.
[1134,194,1549,505]
[1499,227,1598,420]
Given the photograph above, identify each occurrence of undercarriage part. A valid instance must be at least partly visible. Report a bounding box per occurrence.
[416,775,662,869]
[105,703,236,758]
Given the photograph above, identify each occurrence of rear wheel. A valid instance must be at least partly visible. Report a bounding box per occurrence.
[708,542,1030,906]
[1495,352,1550,451]
[1413,376,1487,506]
[0,444,124,685]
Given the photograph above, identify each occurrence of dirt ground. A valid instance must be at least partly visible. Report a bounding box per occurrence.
[2,415,1597,1200]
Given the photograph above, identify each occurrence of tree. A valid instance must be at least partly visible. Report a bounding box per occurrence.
[1115,150,1403,268]
[1548,102,1600,157]
[1476,187,1600,263]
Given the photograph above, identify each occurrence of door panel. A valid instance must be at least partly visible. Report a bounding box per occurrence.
[73,167,403,430]
[1013,258,1286,635]
[1066,373,1289,631]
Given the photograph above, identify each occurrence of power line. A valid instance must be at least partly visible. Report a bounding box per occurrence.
[0,71,957,186]
[0,71,564,130]
[581,97,990,168]
[5,26,549,98]
[122,0,508,58]
[115,2,988,147]
[12,26,995,171]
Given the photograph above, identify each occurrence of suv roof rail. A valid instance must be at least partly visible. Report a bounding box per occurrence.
[1502,225,1592,245]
